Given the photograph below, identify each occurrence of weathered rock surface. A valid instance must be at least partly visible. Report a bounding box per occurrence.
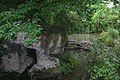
[2,43,33,73]
[14,31,62,55]
[1,31,62,79]
[32,67,62,80]
[29,53,60,72]
[65,40,94,50]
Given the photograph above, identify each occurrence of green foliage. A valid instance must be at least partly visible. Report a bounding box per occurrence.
[90,2,120,33]
[99,32,109,40]
[0,0,119,44]
[53,10,81,35]
[0,1,43,46]
[0,0,102,45]
[0,72,20,80]
[60,51,79,74]
[89,42,120,80]
[113,45,120,58]
[99,28,119,46]
[107,28,119,39]
[104,37,117,46]
[113,44,120,52]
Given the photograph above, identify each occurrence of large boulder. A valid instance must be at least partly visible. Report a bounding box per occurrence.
[2,43,33,73]
[1,31,63,79]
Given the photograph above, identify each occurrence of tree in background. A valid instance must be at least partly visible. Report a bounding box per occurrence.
[89,1,120,33]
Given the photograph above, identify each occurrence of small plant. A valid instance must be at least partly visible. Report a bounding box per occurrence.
[98,28,119,46]
[60,51,79,74]
[107,28,119,39]
[99,32,109,40]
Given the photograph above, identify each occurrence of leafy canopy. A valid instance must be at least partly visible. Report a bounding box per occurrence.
[90,2,120,33]
[0,0,100,45]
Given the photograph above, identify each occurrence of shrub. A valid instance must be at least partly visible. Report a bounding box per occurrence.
[107,29,119,39]
[89,42,120,80]
[98,28,119,46]
[60,51,79,74]
[99,32,109,40]
[90,3,119,33]
[104,37,117,46]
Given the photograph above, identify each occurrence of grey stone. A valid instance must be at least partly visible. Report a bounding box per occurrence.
[2,43,33,73]
[1,31,62,76]
[65,40,93,50]
[32,67,62,80]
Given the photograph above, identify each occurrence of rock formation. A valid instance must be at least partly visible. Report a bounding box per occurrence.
[1,31,63,80]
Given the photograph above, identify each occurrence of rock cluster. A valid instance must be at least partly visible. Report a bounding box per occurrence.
[65,40,94,51]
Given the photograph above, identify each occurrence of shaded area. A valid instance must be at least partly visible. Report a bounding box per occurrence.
[19,48,37,80]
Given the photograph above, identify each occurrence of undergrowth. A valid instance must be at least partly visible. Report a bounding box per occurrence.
[60,51,79,74]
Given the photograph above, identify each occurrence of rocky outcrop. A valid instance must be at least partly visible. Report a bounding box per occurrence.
[1,31,63,79]
[65,40,94,51]
[32,67,62,80]
[14,32,62,55]
[2,43,33,73]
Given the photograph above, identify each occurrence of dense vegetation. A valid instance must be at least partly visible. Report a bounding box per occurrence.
[0,0,120,80]
[90,3,120,33]
[0,0,101,45]
[0,0,119,43]
[88,31,120,79]
[60,51,79,74]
